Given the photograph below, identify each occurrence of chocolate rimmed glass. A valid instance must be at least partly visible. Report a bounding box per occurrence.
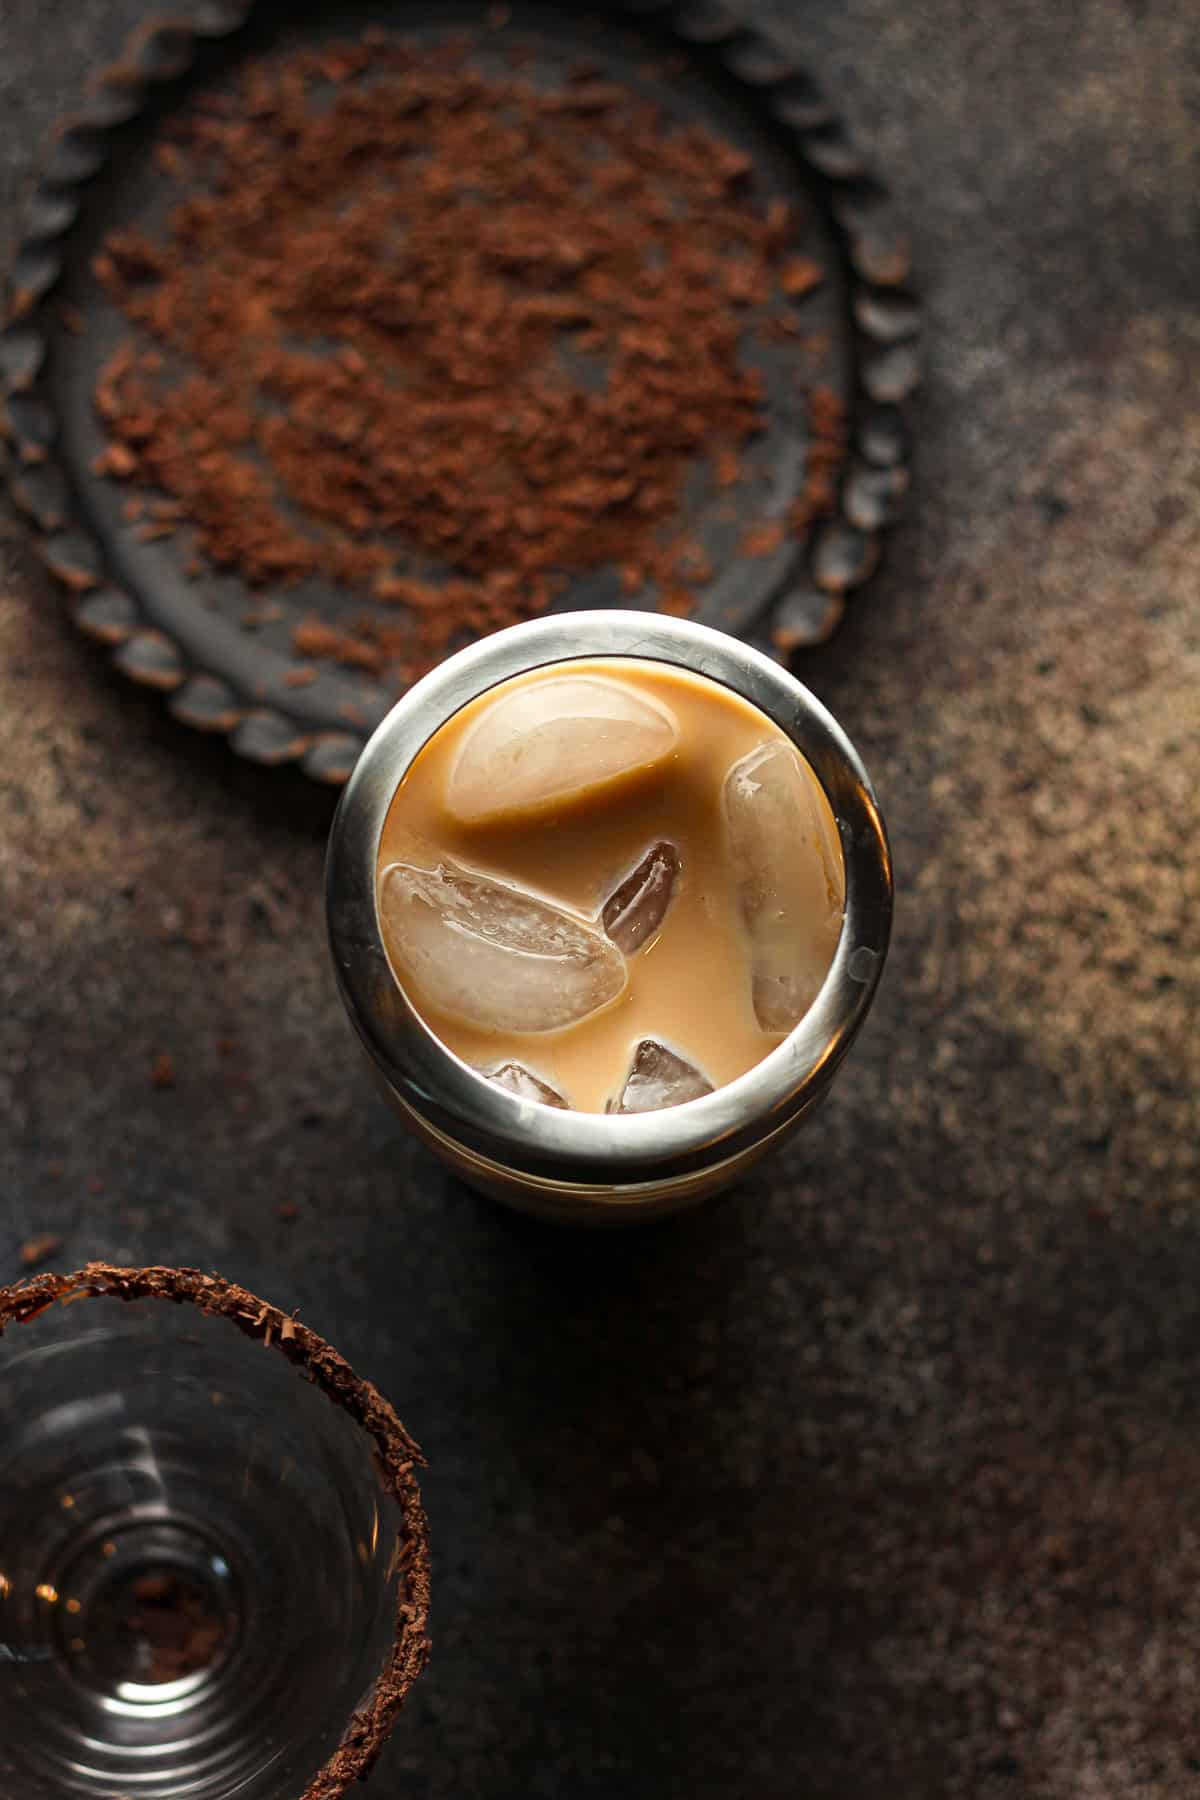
[0,1263,430,1800]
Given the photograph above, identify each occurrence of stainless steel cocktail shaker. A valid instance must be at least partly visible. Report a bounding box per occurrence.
[326,612,892,1224]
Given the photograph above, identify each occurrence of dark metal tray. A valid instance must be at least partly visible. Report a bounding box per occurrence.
[1,0,918,783]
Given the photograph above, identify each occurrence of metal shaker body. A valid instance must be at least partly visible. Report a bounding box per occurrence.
[326,612,892,1225]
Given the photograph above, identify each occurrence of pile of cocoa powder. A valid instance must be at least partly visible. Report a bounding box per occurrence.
[92,30,842,685]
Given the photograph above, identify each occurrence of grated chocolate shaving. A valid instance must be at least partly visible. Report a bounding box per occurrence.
[91,31,840,687]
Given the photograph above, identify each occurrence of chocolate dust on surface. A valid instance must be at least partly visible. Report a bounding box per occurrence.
[92,30,843,688]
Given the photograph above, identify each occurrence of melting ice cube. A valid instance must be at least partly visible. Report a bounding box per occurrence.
[485,1062,570,1109]
[609,1039,715,1114]
[722,739,845,1033]
[446,675,678,825]
[602,840,679,955]
[380,858,625,1033]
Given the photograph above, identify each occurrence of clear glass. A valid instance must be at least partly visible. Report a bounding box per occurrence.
[0,1274,427,1799]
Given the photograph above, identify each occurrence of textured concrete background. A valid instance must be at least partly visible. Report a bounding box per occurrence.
[1,2,1197,1795]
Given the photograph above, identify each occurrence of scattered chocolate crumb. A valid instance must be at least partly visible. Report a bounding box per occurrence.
[714,447,742,490]
[46,1161,64,1180]
[52,558,99,594]
[149,497,187,522]
[20,1233,62,1269]
[283,666,319,688]
[150,1052,175,1090]
[793,384,846,529]
[90,33,840,687]
[293,618,386,674]
[154,141,188,179]
[86,1174,105,1196]
[780,256,824,298]
[277,1200,300,1221]
[92,442,137,478]
[741,520,787,558]
[57,301,86,336]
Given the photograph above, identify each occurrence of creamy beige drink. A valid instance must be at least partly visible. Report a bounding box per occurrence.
[376,658,845,1115]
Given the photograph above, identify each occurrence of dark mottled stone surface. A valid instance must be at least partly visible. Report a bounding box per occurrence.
[1,3,1197,1795]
